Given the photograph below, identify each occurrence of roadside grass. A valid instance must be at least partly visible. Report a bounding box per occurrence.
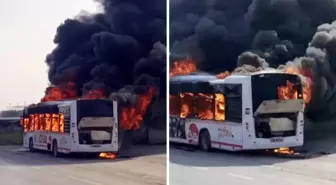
[0,132,23,145]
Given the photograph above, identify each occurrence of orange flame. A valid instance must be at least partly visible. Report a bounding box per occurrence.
[179,93,194,118]
[22,113,64,133]
[82,89,105,100]
[41,82,77,102]
[169,59,197,77]
[215,94,225,121]
[120,87,157,130]
[195,93,214,120]
[216,71,231,79]
[170,93,225,120]
[284,66,312,104]
[278,80,298,100]
[99,152,117,159]
[274,147,298,155]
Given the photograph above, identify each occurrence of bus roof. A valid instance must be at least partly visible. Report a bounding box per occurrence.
[232,69,297,77]
[170,71,301,93]
[170,73,217,83]
[170,74,217,94]
[0,117,20,121]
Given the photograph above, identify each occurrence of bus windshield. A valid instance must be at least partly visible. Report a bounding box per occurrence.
[251,73,303,113]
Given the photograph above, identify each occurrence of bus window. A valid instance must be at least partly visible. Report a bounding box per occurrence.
[60,114,65,133]
[45,114,51,131]
[215,94,226,121]
[51,114,60,132]
[24,118,29,132]
[34,114,40,131]
[29,114,35,131]
[195,93,214,120]
[39,114,45,131]
[180,93,194,118]
[224,84,243,123]
[169,95,181,116]
[278,80,298,100]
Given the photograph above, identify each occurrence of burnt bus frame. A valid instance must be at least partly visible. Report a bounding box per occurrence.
[22,104,71,133]
[169,80,243,123]
[251,73,304,138]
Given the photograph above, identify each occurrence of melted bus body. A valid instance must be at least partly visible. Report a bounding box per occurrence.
[169,72,305,151]
[21,99,120,157]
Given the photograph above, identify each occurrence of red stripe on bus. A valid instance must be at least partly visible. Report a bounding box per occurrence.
[211,141,243,148]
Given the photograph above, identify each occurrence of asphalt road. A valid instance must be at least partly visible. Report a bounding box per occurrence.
[0,145,166,185]
[170,147,336,185]
[170,120,336,185]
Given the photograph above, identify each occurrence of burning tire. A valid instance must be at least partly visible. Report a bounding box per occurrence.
[52,140,60,157]
[199,130,211,152]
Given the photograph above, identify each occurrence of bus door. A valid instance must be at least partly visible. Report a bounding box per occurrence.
[212,83,244,150]
[169,94,189,143]
[58,105,71,149]
[240,79,255,149]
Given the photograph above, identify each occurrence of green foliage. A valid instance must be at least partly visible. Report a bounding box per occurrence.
[0,132,23,145]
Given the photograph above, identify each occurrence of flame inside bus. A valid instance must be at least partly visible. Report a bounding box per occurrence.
[277,80,298,100]
[170,93,225,121]
[22,113,65,133]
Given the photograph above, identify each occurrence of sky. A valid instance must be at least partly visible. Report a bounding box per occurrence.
[0,0,100,110]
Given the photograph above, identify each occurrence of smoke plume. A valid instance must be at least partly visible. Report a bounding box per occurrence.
[170,0,336,120]
[44,0,166,129]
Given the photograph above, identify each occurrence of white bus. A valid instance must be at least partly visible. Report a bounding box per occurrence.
[169,72,305,152]
[21,99,120,157]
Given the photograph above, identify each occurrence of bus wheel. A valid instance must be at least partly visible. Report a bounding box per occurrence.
[52,140,60,157]
[199,130,211,152]
[29,138,35,152]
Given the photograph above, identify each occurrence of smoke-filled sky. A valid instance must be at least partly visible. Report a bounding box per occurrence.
[0,0,99,110]
[170,0,336,120]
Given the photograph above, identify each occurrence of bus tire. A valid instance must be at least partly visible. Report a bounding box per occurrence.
[199,130,211,152]
[29,138,35,152]
[52,140,60,157]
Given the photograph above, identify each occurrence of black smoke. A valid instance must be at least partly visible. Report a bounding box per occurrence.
[170,0,336,120]
[45,0,166,128]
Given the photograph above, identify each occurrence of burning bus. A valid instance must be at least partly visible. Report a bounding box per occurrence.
[21,99,121,157]
[169,71,305,151]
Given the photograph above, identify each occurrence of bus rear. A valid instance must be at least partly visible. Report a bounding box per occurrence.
[243,72,305,150]
[72,99,119,153]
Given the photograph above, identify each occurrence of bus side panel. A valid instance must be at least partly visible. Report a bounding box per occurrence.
[183,119,243,151]
[242,77,256,149]
[56,105,73,153]
[209,122,243,151]
[23,132,32,148]
[111,101,119,151]
[68,101,78,152]
[169,116,189,144]
[33,131,49,151]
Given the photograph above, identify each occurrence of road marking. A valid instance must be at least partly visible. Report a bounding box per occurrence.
[261,165,284,171]
[227,173,254,181]
[7,166,21,170]
[30,166,41,170]
[69,176,103,185]
[192,167,208,171]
